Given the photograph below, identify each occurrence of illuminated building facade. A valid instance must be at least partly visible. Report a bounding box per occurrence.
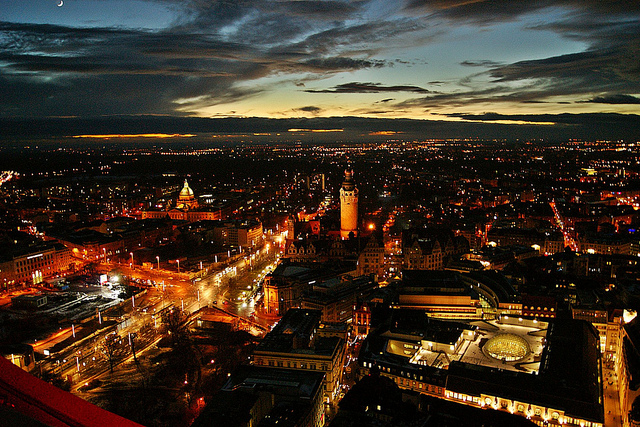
[487,228,564,256]
[578,234,632,255]
[253,309,346,405]
[403,239,443,270]
[0,242,75,291]
[402,228,469,271]
[300,274,377,323]
[352,301,372,338]
[263,261,356,316]
[396,270,522,320]
[340,170,358,239]
[356,235,385,278]
[616,313,640,426]
[358,309,604,427]
[142,179,231,222]
[1,344,36,373]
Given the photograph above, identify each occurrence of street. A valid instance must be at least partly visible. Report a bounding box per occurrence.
[40,241,281,390]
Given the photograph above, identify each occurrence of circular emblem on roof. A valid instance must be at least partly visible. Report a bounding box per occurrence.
[483,334,531,362]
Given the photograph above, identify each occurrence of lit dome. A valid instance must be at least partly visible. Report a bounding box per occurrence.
[176,179,198,209]
[179,180,194,199]
[483,334,531,362]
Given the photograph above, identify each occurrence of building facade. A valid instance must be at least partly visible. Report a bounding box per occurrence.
[0,242,76,291]
[253,309,346,405]
[358,310,604,427]
[142,179,231,222]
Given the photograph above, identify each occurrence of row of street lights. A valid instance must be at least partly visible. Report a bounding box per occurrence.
[111,250,181,273]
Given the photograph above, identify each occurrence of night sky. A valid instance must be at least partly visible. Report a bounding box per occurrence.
[1,0,640,139]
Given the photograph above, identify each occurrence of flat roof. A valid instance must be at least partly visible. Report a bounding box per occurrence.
[359,311,602,423]
[223,365,325,399]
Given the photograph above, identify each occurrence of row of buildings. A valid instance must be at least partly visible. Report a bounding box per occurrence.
[0,179,264,290]
[0,233,77,291]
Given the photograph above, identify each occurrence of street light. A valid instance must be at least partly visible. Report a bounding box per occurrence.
[156,256,160,270]
[130,252,134,267]
[177,259,180,273]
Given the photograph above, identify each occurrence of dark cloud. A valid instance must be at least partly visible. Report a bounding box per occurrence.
[288,19,427,57]
[395,86,513,108]
[397,43,640,108]
[1,0,415,117]
[297,106,323,113]
[266,1,361,18]
[2,0,640,119]
[299,57,388,71]
[404,1,640,24]
[403,0,551,24]
[304,82,431,93]
[460,60,503,68]
[587,94,640,104]
[444,112,640,127]
[0,16,398,116]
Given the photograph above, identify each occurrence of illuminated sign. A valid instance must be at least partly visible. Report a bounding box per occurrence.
[27,253,43,260]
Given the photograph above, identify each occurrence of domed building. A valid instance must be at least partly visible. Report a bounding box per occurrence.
[142,178,232,222]
[176,179,198,210]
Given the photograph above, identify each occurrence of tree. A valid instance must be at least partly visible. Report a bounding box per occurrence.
[100,332,119,374]
[40,368,71,392]
[161,308,202,405]
[162,308,189,347]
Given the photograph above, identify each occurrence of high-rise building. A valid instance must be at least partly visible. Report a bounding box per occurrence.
[340,170,358,239]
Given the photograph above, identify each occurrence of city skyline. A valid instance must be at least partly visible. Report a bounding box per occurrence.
[1,0,640,140]
[1,138,638,426]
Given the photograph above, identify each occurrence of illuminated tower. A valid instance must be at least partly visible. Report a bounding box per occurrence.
[340,170,358,239]
[286,214,296,241]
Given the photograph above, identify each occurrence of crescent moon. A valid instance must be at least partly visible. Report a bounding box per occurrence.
[57,0,63,6]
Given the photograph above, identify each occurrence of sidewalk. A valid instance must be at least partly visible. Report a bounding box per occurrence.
[603,363,623,427]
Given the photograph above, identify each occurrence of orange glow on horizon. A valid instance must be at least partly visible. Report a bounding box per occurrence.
[461,119,557,126]
[369,131,403,136]
[73,133,196,139]
[287,128,344,133]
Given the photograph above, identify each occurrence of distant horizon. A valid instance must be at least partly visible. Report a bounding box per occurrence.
[2,113,639,143]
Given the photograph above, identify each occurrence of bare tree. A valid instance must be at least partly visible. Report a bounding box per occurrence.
[129,332,138,365]
[161,307,203,405]
[162,308,188,347]
[100,332,119,374]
